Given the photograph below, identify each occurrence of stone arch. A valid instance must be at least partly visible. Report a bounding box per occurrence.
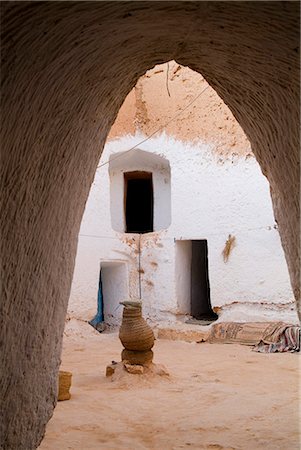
[1,2,299,448]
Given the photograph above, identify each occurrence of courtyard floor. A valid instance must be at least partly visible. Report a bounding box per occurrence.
[39,320,300,450]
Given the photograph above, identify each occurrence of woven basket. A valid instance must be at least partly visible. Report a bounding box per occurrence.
[58,371,72,401]
[119,302,154,351]
[121,349,153,365]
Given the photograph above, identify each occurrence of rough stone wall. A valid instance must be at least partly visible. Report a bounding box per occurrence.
[109,62,252,157]
[1,2,299,448]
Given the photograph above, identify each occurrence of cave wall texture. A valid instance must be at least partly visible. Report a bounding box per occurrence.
[0,2,299,448]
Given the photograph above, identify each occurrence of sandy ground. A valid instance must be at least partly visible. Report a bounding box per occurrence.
[40,322,300,450]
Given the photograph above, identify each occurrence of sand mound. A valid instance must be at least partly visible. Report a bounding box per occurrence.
[107,361,170,389]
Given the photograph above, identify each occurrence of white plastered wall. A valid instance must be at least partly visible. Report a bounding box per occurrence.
[175,240,192,315]
[68,133,298,325]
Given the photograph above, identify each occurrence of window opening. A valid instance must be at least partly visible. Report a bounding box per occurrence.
[124,171,153,233]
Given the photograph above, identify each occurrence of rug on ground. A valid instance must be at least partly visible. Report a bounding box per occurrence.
[208,322,300,353]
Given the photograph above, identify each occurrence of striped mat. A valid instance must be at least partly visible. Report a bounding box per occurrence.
[209,321,300,352]
[254,325,300,353]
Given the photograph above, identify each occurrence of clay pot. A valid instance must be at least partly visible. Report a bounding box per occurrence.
[58,370,72,401]
[119,301,154,351]
[121,349,153,366]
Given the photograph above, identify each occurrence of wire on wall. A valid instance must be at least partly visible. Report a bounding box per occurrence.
[138,234,142,300]
[166,62,171,97]
[96,83,209,169]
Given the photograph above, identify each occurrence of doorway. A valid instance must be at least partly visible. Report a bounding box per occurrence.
[191,240,217,320]
[176,240,217,322]
[98,261,128,326]
[89,270,105,332]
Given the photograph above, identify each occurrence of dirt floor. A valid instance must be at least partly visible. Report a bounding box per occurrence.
[39,321,300,450]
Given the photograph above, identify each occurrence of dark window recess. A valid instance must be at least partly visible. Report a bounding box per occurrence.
[124,171,153,233]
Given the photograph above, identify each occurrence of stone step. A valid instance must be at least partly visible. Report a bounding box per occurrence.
[156,324,211,343]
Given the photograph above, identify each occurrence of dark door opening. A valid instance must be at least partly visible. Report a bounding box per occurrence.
[124,171,153,233]
[191,240,217,321]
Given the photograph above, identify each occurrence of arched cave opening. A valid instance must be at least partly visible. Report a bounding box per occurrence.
[1,3,299,449]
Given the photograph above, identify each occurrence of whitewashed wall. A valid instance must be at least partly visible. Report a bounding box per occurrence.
[68,133,298,325]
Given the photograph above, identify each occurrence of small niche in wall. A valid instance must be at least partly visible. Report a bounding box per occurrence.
[124,171,154,233]
[109,148,171,233]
